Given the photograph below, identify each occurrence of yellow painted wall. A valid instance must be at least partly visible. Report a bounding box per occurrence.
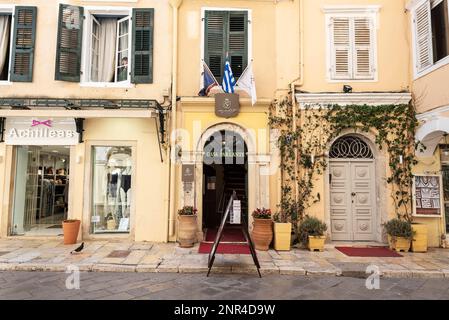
[413,64,449,114]
[413,149,446,247]
[1,0,172,101]
[301,0,410,93]
[177,0,301,98]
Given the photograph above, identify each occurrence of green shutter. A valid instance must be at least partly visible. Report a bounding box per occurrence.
[204,11,226,83]
[204,11,248,82]
[55,4,83,82]
[10,6,37,82]
[228,11,248,79]
[131,8,154,84]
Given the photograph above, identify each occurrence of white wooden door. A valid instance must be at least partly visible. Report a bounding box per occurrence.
[330,160,375,241]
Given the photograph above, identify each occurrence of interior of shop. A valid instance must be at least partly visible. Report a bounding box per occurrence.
[12,146,70,236]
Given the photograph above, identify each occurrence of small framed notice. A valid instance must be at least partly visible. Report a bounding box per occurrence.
[118,218,130,231]
[413,174,443,217]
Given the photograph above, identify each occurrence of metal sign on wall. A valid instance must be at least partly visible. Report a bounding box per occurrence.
[215,93,240,118]
[182,164,195,183]
[4,117,79,145]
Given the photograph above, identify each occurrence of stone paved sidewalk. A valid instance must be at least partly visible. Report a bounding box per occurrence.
[0,239,449,278]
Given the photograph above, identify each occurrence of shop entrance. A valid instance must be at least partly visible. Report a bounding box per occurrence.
[11,146,70,236]
[202,130,248,231]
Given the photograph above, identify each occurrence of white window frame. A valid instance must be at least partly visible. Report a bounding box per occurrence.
[80,6,133,88]
[324,6,380,83]
[410,0,449,79]
[0,5,15,85]
[199,7,253,91]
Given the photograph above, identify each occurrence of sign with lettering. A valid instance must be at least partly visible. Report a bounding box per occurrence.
[231,200,241,224]
[5,117,78,145]
[215,93,240,118]
[182,164,195,183]
[413,174,443,217]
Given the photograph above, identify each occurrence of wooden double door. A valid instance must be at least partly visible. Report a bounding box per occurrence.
[329,160,376,241]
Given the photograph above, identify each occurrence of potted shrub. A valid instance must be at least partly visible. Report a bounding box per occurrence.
[411,223,428,252]
[298,216,327,252]
[383,218,414,252]
[177,206,198,248]
[273,212,292,251]
[251,208,273,251]
[62,219,81,245]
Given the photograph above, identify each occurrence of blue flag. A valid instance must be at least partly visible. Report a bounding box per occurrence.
[198,62,219,96]
[222,58,236,93]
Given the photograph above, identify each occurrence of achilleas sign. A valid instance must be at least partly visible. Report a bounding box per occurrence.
[5,118,79,145]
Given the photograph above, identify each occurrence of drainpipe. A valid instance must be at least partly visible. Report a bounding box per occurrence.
[291,0,304,203]
[168,0,183,240]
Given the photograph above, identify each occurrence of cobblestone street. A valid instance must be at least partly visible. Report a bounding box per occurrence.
[1,271,449,300]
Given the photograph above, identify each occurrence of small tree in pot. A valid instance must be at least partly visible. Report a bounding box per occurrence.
[298,216,327,252]
[177,206,198,248]
[383,218,414,252]
[251,208,273,251]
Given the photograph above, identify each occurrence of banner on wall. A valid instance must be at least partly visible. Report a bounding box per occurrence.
[4,118,79,145]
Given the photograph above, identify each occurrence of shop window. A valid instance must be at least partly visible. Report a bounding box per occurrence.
[204,10,249,83]
[91,146,132,234]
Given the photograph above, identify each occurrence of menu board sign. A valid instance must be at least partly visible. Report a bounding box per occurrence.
[414,175,443,217]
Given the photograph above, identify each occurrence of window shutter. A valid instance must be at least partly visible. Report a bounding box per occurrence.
[55,4,84,82]
[413,0,433,73]
[131,8,154,84]
[228,11,248,79]
[205,11,226,82]
[331,17,351,79]
[354,18,374,79]
[10,6,37,82]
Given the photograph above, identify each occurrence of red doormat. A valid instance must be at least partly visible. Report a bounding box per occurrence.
[198,242,251,254]
[336,246,402,257]
[204,228,246,243]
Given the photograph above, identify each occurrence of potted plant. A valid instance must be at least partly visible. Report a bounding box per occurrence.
[177,206,198,248]
[411,223,428,252]
[62,219,81,245]
[251,208,273,251]
[383,218,414,252]
[273,212,292,251]
[298,216,327,252]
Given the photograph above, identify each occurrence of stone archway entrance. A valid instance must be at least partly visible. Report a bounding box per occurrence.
[329,135,377,241]
[202,130,248,230]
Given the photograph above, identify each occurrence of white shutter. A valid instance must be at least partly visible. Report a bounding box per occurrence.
[413,0,433,73]
[331,17,351,79]
[354,17,374,79]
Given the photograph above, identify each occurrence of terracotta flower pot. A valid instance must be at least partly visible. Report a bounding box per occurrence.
[178,215,198,248]
[251,218,273,251]
[62,220,80,245]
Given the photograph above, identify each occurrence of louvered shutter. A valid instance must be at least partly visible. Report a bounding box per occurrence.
[55,4,83,82]
[354,18,374,79]
[10,6,37,82]
[413,0,433,73]
[131,8,154,84]
[205,11,226,82]
[331,17,351,79]
[228,12,248,79]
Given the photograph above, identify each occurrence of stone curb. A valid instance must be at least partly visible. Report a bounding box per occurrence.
[0,262,447,279]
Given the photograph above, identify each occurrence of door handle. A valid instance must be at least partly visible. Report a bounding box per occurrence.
[351,192,356,197]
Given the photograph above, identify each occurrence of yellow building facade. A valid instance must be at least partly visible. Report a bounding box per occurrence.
[0,0,172,242]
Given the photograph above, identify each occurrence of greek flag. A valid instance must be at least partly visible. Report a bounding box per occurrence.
[222,58,236,93]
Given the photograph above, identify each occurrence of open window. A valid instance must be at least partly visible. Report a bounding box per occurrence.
[88,15,130,83]
[0,13,12,81]
[55,4,153,84]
